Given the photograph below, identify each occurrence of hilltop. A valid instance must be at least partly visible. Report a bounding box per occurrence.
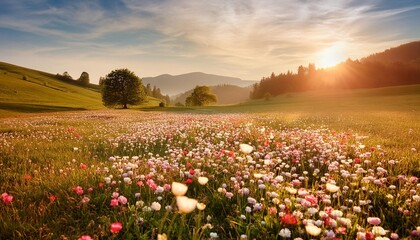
[362,41,420,64]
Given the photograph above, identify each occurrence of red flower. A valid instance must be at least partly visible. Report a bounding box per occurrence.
[1,192,13,205]
[80,163,87,169]
[110,222,123,234]
[189,169,195,175]
[25,175,31,181]
[184,178,193,185]
[49,195,56,202]
[365,232,374,240]
[280,213,297,225]
[354,158,361,163]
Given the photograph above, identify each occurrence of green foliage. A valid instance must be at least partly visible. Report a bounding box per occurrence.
[100,69,146,109]
[78,72,90,86]
[264,92,272,101]
[185,86,217,106]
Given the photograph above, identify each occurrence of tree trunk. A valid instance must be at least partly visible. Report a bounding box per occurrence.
[123,103,127,109]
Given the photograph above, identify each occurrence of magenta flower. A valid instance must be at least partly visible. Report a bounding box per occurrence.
[110,198,119,207]
[110,222,123,234]
[1,192,13,205]
[78,235,92,240]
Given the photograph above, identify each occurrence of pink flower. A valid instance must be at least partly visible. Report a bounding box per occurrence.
[111,192,119,199]
[78,235,92,240]
[118,195,128,205]
[72,186,84,195]
[81,196,90,204]
[367,217,381,225]
[110,198,119,207]
[110,222,123,234]
[1,192,13,205]
[163,184,171,191]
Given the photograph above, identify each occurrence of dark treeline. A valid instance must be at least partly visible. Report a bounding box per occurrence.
[250,59,420,99]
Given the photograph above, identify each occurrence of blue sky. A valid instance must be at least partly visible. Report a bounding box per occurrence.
[1,0,419,84]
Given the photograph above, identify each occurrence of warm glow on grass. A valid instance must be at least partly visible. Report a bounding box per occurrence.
[317,42,347,68]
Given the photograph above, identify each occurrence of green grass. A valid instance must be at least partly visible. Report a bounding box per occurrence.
[1,63,419,239]
[0,62,165,116]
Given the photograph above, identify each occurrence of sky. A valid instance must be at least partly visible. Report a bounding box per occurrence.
[1,0,419,84]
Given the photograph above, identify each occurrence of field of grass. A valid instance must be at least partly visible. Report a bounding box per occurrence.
[0,83,419,239]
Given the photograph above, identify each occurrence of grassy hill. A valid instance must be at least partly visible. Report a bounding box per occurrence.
[0,62,162,116]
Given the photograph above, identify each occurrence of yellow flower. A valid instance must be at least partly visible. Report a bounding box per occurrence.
[172,182,188,196]
[176,196,198,214]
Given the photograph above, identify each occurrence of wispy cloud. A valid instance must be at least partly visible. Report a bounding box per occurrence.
[0,0,419,83]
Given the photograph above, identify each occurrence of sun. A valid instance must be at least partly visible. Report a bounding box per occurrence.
[316,42,347,68]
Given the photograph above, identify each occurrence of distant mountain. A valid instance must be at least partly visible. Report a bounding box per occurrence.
[172,84,252,105]
[143,72,256,96]
[361,41,420,64]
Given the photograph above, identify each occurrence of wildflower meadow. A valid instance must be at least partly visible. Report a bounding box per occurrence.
[0,110,419,239]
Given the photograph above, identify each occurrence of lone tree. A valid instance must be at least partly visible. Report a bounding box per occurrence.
[185,85,217,106]
[78,71,90,86]
[100,69,146,109]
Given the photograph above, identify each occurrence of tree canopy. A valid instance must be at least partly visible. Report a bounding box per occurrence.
[78,72,90,86]
[100,69,146,109]
[185,86,217,106]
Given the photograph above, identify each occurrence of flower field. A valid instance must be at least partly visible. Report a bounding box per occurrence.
[0,110,419,239]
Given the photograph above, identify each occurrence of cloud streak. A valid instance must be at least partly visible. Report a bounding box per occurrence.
[0,0,419,84]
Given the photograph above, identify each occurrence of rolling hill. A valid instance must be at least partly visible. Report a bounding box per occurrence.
[142,72,256,96]
[172,84,252,105]
[0,62,161,115]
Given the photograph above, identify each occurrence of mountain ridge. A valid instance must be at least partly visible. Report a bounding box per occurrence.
[143,72,256,96]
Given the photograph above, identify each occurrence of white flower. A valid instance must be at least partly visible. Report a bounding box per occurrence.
[286,187,297,194]
[305,225,322,236]
[151,201,161,211]
[198,177,209,185]
[176,196,197,214]
[279,228,291,238]
[210,232,218,238]
[326,183,340,193]
[239,144,253,154]
[372,226,386,236]
[172,182,188,196]
[197,202,206,210]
